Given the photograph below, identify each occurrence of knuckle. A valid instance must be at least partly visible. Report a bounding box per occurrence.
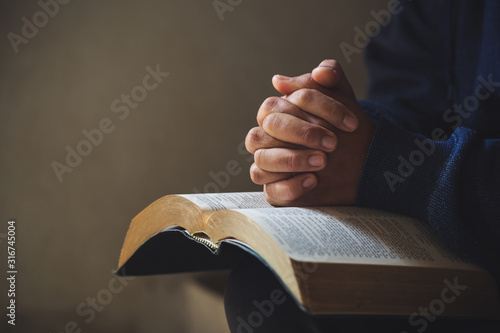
[294,88,315,105]
[283,187,302,201]
[254,149,272,169]
[262,96,280,110]
[245,127,261,154]
[299,125,321,146]
[249,164,263,184]
[266,182,301,203]
[259,96,280,117]
[253,149,264,166]
[262,113,285,132]
[263,188,279,205]
[284,152,303,171]
[257,97,279,125]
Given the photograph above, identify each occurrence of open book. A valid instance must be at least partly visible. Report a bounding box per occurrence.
[116,192,499,317]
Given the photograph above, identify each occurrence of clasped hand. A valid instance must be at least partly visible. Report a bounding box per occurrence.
[246,60,375,206]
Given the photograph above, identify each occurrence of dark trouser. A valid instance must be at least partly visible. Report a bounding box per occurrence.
[224,255,500,333]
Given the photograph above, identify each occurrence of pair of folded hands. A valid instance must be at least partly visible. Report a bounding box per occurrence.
[246,59,375,207]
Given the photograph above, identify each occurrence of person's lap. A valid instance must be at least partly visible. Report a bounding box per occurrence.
[224,255,499,333]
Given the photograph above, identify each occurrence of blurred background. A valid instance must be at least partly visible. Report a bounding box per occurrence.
[0,0,387,331]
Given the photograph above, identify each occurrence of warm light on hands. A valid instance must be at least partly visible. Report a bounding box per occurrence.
[246,60,375,206]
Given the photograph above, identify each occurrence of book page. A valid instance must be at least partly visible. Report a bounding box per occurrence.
[179,192,272,216]
[236,206,475,269]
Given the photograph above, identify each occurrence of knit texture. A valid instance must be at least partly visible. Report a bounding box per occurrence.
[355,1,500,279]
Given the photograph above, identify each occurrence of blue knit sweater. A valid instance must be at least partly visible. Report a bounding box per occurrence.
[356,0,500,280]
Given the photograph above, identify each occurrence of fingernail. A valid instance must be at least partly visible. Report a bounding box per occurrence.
[308,154,324,167]
[343,115,358,131]
[274,74,290,80]
[321,136,336,150]
[316,65,336,73]
[303,176,317,189]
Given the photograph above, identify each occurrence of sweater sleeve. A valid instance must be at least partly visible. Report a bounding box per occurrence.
[353,1,500,280]
[355,106,500,279]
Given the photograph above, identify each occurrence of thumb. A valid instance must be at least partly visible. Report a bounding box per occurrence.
[312,59,356,98]
[272,73,329,96]
[311,66,339,88]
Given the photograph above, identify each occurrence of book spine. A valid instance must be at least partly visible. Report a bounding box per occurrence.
[189,233,218,251]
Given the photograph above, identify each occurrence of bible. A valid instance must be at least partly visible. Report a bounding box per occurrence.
[116,192,499,317]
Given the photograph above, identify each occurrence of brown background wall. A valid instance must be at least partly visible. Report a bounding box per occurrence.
[0,0,387,331]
